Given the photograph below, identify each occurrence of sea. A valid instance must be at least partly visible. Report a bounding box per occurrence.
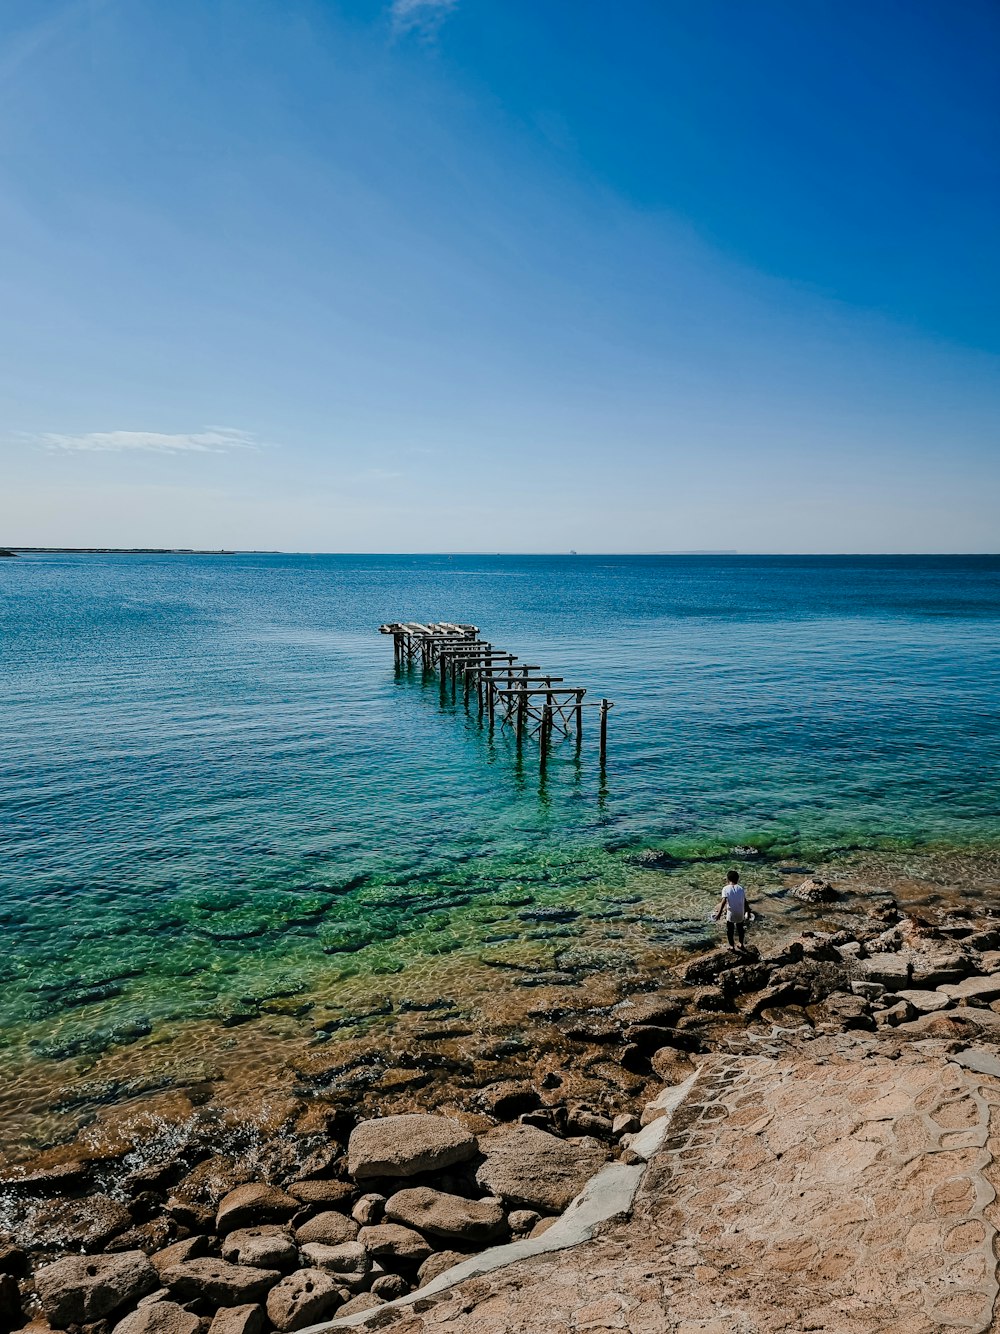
[2,552,999,1152]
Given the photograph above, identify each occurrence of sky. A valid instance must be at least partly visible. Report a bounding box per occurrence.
[0,0,998,553]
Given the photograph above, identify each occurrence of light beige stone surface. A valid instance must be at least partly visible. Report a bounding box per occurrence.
[318,1045,1000,1332]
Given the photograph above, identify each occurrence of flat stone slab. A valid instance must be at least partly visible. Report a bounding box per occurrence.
[939,975,1000,1003]
[897,988,952,1013]
[310,1050,1000,1332]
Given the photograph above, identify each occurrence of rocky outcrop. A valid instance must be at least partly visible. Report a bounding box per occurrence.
[111,1300,201,1334]
[215,1184,299,1235]
[384,1187,506,1242]
[791,877,840,903]
[475,1125,606,1212]
[265,1269,344,1331]
[36,1251,159,1326]
[348,1114,478,1181]
[220,1227,298,1271]
[160,1259,281,1305]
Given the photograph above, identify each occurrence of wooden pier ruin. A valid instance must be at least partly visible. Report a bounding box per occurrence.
[379,622,613,766]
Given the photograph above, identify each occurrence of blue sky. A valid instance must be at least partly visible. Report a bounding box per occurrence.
[1,0,998,551]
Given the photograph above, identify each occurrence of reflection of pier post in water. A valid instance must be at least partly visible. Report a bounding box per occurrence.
[380,622,613,769]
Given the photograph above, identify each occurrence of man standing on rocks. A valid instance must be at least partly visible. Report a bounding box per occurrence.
[714,869,750,951]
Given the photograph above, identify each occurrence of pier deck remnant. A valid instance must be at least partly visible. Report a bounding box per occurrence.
[378,622,613,765]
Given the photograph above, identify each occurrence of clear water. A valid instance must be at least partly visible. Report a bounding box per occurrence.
[1,553,999,1133]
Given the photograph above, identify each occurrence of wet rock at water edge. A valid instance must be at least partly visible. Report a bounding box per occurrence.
[0,1273,20,1331]
[791,877,841,904]
[384,1187,507,1243]
[111,1301,200,1334]
[347,1114,478,1181]
[36,1251,159,1326]
[474,1124,606,1213]
[160,1259,281,1305]
[266,1269,345,1331]
[31,1193,133,1252]
[286,1179,353,1208]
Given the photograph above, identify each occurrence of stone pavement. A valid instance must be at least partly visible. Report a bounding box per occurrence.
[338,1040,1000,1332]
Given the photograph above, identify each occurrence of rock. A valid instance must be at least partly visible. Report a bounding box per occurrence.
[908,950,969,987]
[351,1194,385,1226]
[624,849,676,869]
[150,1238,210,1278]
[875,1002,913,1027]
[939,976,1000,1003]
[0,1242,27,1279]
[336,1294,385,1316]
[566,1109,614,1138]
[160,1259,281,1306]
[850,981,885,1001]
[650,1048,693,1084]
[168,1157,255,1225]
[620,1043,647,1073]
[966,930,1000,953]
[416,1252,464,1287]
[896,989,952,1014]
[612,995,685,1027]
[612,1114,640,1138]
[856,955,911,989]
[791,877,840,903]
[507,1209,541,1235]
[297,1243,369,1291]
[0,1274,20,1331]
[817,992,874,1030]
[384,1187,506,1243]
[221,1228,297,1271]
[746,982,810,1018]
[475,1081,541,1120]
[285,1180,354,1208]
[370,1274,408,1301]
[681,950,746,986]
[623,1024,681,1053]
[356,1224,432,1266]
[32,1193,133,1252]
[265,1270,344,1332]
[348,1114,478,1181]
[36,1252,159,1326]
[111,1302,200,1334]
[215,1184,299,1235]
[474,1124,605,1213]
[294,1211,359,1246]
[207,1305,266,1334]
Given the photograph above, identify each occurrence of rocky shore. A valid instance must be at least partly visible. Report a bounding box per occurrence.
[4,873,1000,1333]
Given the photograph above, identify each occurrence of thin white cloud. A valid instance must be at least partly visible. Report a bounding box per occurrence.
[41,427,258,455]
[390,0,458,36]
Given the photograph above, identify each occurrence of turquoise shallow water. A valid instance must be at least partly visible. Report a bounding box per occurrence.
[1,553,999,1099]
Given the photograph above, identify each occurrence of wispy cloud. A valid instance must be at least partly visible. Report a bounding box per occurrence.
[41,427,258,455]
[390,0,458,36]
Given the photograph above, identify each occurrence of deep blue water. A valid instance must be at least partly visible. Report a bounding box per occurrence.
[1,553,998,1055]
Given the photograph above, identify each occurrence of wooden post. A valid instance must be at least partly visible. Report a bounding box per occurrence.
[540,700,552,765]
[575,690,584,746]
[599,698,609,766]
[516,687,526,746]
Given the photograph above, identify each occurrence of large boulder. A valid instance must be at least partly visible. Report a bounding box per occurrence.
[939,975,1000,1003]
[160,1259,281,1305]
[221,1228,298,1271]
[207,1305,266,1334]
[356,1223,432,1266]
[265,1269,344,1332]
[416,1251,464,1287]
[297,1242,370,1292]
[286,1179,354,1208]
[36,1251,159,1326]
[112,1301,201,1334]
[791,877,840,903]
[474,1125,606,1212]
[215,1184,299,1235]
[294,1211,359,1246]
[384,1187,506,1243]
[348,1114,477,1181]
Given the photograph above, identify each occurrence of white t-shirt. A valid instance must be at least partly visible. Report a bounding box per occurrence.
[722,883,747,920]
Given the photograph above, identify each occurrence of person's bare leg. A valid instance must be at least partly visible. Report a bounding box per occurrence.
[726,920,736,950]
[736,921,746,950]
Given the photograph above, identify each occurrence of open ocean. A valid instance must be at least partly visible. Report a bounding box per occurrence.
[2,552,999,1147]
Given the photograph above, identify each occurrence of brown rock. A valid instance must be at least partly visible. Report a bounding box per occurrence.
[207,1305,265,1334]
[474,1124,605,1213]
[285,1180,353,1208]
[613,994,685,1027]
[0,1242,27,1279]
[357,1223,432,1266]
[160,1259,280,1306]
[220,1228,297,1271]
[265,1270,344,1332]
[475,1082,541,1119]
[385,1187,506,1243]
[650,1048,693,1084]
[939,975,1000,1003]
[293,1212,358,1246]
[792,877,840,903]
[347,1114,478,1182]
[370,1274,408,1300]
[215,1185,299,1235]
[150,1238,210,1278]
[36,1252,159,1326]
[0,1274,20,1331]
[416,1251,464,1287]
[351,1194,385,1226]
[507,1209,541,1235]
[32,1194,132,1252]
[565,1111,614,1139]
[111,1302,199,1334]
[296,1242,369,1291]
[335,1294,384,1316]
[167,1158,255,1224]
